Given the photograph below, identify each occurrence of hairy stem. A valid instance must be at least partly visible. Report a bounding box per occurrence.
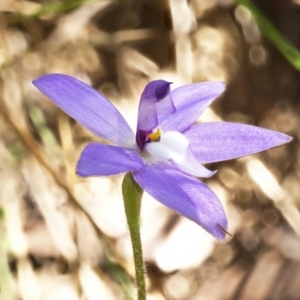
[122,173,146,300]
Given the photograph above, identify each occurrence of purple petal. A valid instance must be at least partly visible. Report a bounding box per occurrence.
[77,143,143,176]
[133,162,227,239]
[154,80,172,99]
[156,94,175,115]
[185,122,293,163]
[137,80,172,132]
[158,82,225,132]
[33,74,135,147]
[136,80,173,149]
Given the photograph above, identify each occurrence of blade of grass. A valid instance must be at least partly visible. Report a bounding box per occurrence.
[0,208,16,300]
[236,0,300,71]
[12,0,92,22]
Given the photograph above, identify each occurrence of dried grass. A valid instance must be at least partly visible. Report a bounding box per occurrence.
[0,0,299,299]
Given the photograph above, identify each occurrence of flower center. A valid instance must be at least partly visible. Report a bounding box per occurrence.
[147,128,161,143]
[144,130,189,162]
[143,129,216,178]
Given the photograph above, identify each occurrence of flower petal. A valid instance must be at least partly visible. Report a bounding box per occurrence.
[133,162,227,239]
[33,74,135,147]
[170,146,217,178]
[136,80,174,149]
[156,94,175,115]
[77,143,143,176]
[137,80,172,132]
[185,122,293,163]
[159,82,225,132]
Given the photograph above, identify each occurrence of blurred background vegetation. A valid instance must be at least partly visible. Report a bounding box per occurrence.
[0,0,300,299]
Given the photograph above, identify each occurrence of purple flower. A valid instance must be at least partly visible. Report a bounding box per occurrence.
[33,74,292,240]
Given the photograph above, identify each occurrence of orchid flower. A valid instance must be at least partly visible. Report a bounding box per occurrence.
[33,74,292,240]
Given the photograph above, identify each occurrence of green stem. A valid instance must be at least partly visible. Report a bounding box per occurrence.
[122,173,146,300]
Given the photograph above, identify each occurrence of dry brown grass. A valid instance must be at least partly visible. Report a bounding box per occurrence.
[0,0,300,299]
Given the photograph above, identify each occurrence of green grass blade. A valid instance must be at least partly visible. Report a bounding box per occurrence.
[236,0,300,71]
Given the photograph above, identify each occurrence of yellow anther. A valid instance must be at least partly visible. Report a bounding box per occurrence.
[148,128,161,142]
